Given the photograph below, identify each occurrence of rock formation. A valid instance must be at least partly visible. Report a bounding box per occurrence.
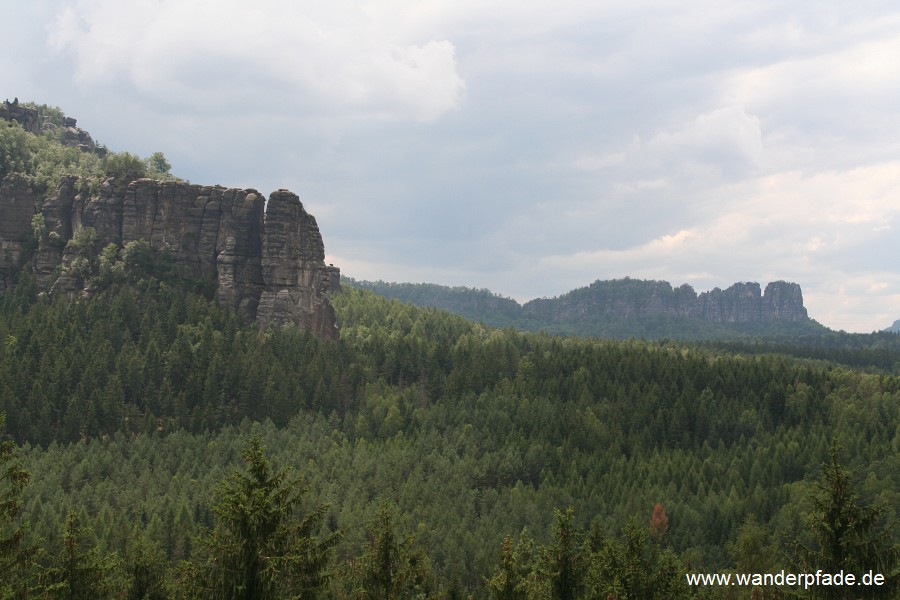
[699,281,808,322]
[0,99,40,134]
[57,117,105,156]
[1,100,106,157]
[0,173,37,294]
[353,277,812,338]
[521,278,809,324]
[257,189,336,334]
[0,175,339,340]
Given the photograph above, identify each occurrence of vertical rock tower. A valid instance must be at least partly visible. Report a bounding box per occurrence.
[257,189,337,337]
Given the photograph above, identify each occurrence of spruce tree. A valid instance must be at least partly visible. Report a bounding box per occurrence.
[39,512,118,600]
[353,505,433,600]
[790,441,899,599]
[485,533,535,600]
[546,508,583,600]
[0,413,33,599]
[194,435,337,600]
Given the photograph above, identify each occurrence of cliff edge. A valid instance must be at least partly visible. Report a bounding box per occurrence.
[522,278,808,324]
[0,174,339,340]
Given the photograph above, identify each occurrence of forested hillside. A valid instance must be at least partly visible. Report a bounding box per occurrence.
[1,102,898,598]
[1,273,898,597]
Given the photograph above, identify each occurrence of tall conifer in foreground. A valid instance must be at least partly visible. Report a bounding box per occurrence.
[789,441,899,599]
[0,413,33,599]
[39,512,118,600]
[193,435,338,600]
[350,505,434,600]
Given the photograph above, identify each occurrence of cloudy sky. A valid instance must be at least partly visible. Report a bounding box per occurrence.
[5,0,900,332]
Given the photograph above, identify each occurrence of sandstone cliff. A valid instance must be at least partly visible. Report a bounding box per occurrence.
[0,175,339,340]
[0,173,37,295]
[523,278,809,324]
[351,277,815,340]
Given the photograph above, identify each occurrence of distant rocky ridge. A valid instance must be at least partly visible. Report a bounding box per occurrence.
[886,319,900,333]
[348,277,817,340]
[523,278,808,323]
[0,174,339,341]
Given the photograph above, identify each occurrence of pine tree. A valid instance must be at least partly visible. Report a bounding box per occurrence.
[485,533,535,600]
[546,508,583,600]
[193,435,338,600]
[790,441,899,599]
[0,412,34,599]
[353,505,433,600]
[39,512,118,600]
[585,516,688,600]
[123,534,168,600]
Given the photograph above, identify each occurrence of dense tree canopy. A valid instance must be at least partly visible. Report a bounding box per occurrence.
[0,275,894,597]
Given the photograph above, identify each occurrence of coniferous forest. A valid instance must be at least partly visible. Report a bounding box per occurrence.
[1,105,899,598]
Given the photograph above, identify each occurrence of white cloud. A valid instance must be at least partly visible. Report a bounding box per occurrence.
[720,29,900,150]
[577,106,765,181]
[48,0,465,122]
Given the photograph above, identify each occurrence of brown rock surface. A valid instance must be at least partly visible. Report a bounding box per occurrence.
[0,173,37,293]
[0,174,338,339]
[257,190,338,340]
[762,281,808,321]
[0,100,40,134]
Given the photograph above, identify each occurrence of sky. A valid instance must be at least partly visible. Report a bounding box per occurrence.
[4,0,900,332]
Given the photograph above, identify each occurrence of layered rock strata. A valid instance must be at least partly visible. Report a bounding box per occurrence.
[0,175,339,340]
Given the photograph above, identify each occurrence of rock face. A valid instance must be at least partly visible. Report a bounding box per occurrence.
[257,190,337,334]
[0,175,339,340]
[0,173,37,294]
[695,281,808,322]
[522,278,809,324]
[0,100,40,134]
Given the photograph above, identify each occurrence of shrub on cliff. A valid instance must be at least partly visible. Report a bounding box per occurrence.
[104,151,147,181]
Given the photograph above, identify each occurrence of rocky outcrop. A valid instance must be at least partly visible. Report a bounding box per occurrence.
[762,281,807,321]
[1,101,106,157]
[0,99,40,134]
[0,173,37,294]
[326,265,342,293]
[695,281,808,322]
[352,277,813,340]
[57,117,105,156]
[0,175,339,340]
[257,190,336,334]
[521,278,809,324]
